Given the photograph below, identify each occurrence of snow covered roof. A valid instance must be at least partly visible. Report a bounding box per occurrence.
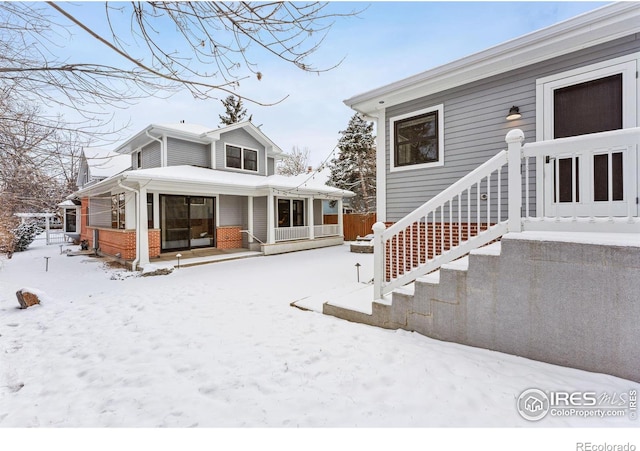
[75,165,353,199]
[345,2,640,115]
[122,166,353,198]
[114,121,283,157]
[82,147,131,178]
[57,199,80,207]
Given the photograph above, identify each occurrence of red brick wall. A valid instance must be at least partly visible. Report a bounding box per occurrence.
[148,229,160,258]
[216,226,243,249]
[384,222,492,281]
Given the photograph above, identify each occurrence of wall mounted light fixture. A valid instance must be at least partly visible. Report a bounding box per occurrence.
[506,106,521,121]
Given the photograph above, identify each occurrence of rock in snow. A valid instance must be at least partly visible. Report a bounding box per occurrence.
[16,288,41,309]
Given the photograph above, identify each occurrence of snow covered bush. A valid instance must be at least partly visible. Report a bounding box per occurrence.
[11,222,43,253]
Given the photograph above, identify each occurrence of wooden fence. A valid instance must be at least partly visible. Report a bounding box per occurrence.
[323,213,377,241]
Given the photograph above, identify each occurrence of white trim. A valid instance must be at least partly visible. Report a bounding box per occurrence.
[536,53,639,141]
[210,142,216,169]
[375,110,387,222]
[161,135,168,167]
[389,104,445,173]
[224,143,260,173]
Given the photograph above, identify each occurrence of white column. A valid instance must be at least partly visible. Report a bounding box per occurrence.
[337,198,344,238]
[138,186,150,267]
[506,129,525,233]
[308,197,314,240]
[247,196,254,243]
[267,191,275,244]
[372,221,387,299]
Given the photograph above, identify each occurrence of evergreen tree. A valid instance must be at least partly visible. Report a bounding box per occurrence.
[327,114,376,213]
[219,95,250,125]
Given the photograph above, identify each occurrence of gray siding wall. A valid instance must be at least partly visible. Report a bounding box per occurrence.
[78,162,90,187]
[140,141,161,169]
[88,197,111,228]
[215,128,267,176]
[218,195,246,227]
[167,137,210,168]
[253,196,268,243]
[313,199,323,225]
[384,35,640,222]
[267,157,275,176]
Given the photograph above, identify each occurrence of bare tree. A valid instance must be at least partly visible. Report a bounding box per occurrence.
[277,146,311,176]
[0,2,358,117]
[0,89,83,216]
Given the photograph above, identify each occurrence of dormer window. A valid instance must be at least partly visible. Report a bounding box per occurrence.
[226,144,258,172]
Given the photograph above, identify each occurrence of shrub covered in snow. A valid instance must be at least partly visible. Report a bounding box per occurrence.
[11,222,43,252]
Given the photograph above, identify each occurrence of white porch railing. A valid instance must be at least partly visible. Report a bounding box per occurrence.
[314,224,340,237]
[275,226,310,242]
[373,127,640,299]
[521,127,639,229]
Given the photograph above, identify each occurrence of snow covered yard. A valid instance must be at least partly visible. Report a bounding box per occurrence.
[0,238,638,429]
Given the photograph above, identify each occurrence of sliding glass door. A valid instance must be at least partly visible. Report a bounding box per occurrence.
[160,195,215,251]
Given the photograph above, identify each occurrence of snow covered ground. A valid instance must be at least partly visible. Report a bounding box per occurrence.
[1,237,638,446]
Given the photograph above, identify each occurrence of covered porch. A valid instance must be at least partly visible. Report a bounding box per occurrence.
[73,166,353,269]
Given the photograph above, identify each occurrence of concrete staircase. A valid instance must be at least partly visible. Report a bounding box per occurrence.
[324,232,640,382]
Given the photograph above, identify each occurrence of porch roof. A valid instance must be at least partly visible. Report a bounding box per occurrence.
[74,165,354,199]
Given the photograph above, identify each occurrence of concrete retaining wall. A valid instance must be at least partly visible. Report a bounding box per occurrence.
[324,234,640,382]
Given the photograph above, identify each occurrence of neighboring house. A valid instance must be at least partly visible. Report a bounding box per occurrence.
[76,147,132,189]
[69,121,353,268]
[61,148,131,240]
[329,3,640,382]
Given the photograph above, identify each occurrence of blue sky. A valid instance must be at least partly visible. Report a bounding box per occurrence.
[54,1,609,166]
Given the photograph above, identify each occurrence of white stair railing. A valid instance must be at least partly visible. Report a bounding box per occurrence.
[373,130,524,298]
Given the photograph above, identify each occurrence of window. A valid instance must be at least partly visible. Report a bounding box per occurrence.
[390,105,444,171]
[147,193,154,228]
[277,199,304,227]
[226,144,258,172]
[137,151,142,169]
[65,209,77,233]
[111,193,126,229]
[226,145,242,169]
[244,149,258,171]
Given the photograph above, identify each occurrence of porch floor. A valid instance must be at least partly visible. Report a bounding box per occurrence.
[153,247,262,268]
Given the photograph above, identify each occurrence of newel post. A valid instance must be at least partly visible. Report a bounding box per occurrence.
[506,129,525,233]
[372,221,387,299]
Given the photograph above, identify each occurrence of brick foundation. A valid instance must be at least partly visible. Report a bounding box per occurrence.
[216,226,243,249]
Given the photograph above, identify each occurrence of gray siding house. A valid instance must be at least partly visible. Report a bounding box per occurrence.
[329,3,640,382]
[70,121,352,269]
[345,2,639,225]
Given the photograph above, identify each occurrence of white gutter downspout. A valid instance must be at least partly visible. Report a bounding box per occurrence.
[145,130,165,167]
[118,181,141,271]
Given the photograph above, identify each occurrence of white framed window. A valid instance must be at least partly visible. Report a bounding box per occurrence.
[389,104,444,172]
[277,198,305,227]
[536,53,638,141]
[225,144,259,172]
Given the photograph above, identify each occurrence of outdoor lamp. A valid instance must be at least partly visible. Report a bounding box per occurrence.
[506,106,522,121]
